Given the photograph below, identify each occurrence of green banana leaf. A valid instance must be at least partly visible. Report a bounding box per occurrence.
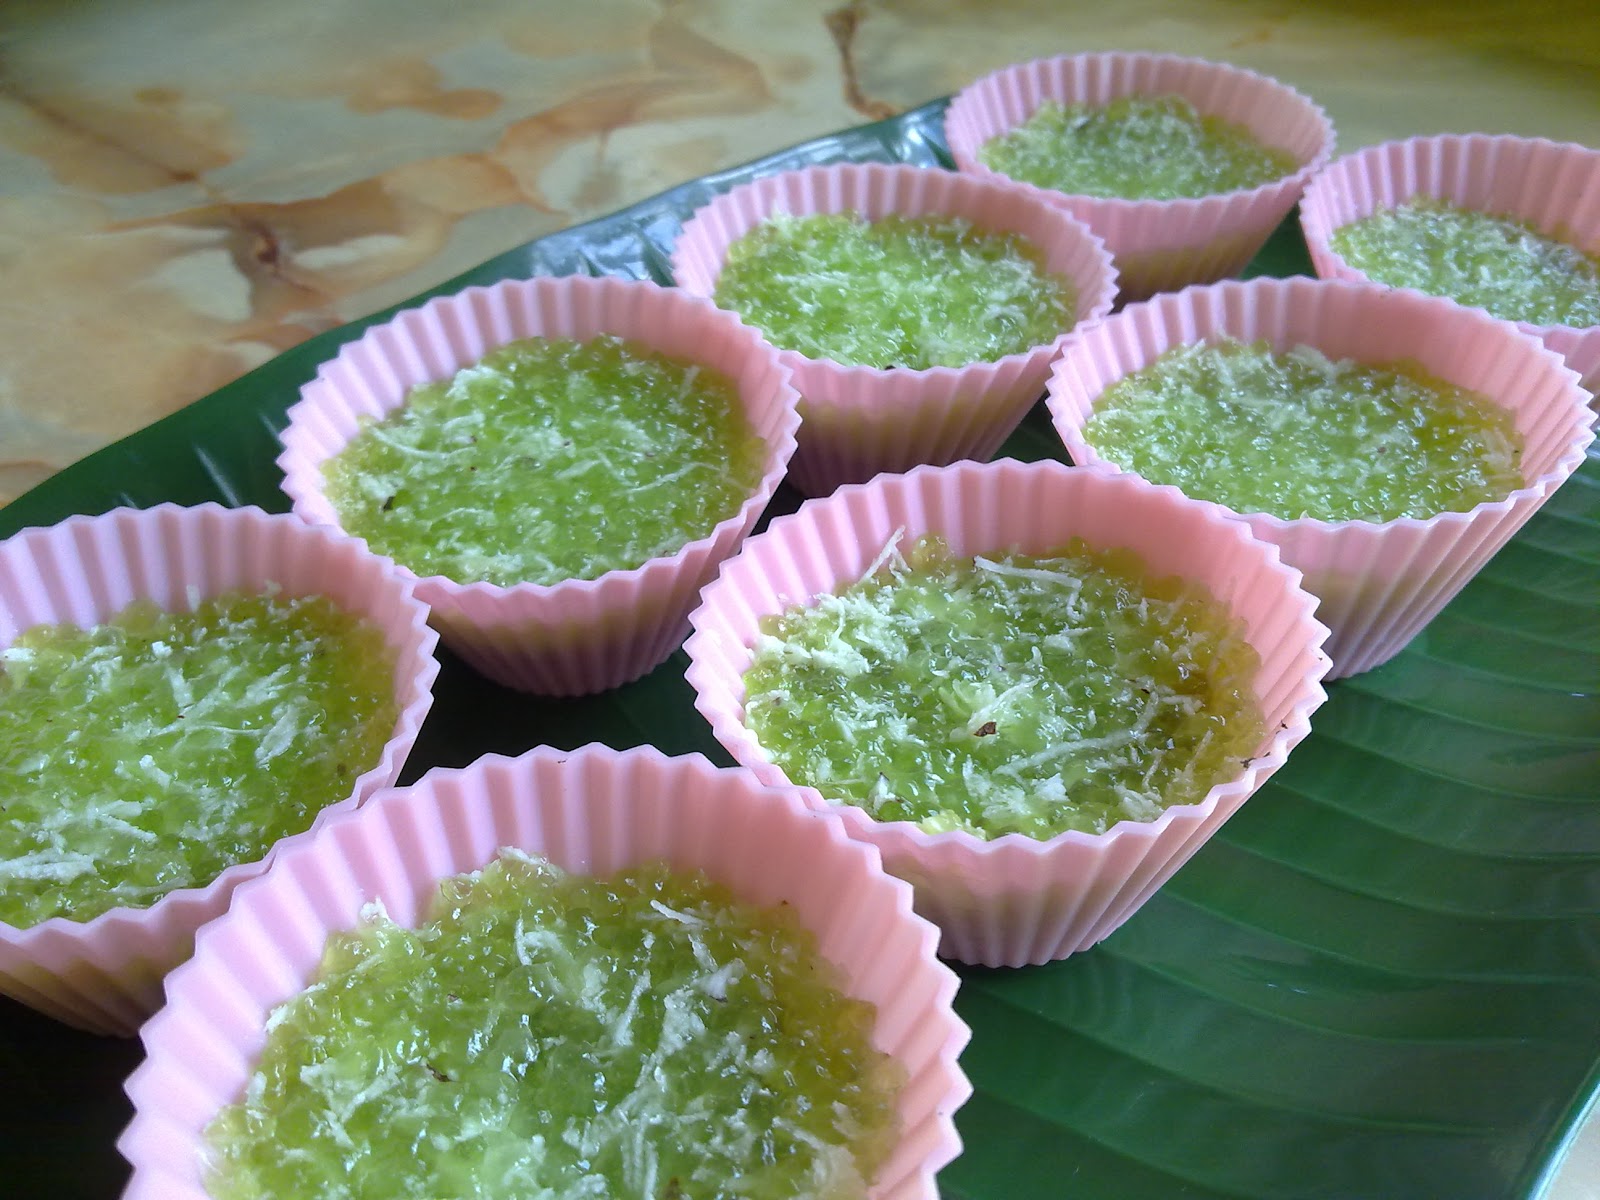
[1,99,1596,1200]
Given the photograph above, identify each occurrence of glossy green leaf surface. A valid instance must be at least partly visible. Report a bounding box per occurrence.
[0,101,1596,1200]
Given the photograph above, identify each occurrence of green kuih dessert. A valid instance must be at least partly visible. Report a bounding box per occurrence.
[321,334,767,587]
[1083,336,1525,522]
[978,94,1297,201]
[741,534,1263,840]
[206,850,901,1200]
[711,211,1075,369]
[1329,198,1600,328]
[0,592,398,928]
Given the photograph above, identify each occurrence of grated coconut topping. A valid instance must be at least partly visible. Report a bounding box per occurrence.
[0,592,398,928]
[1330,197,1600,328]
[712,211,1075,369]
[205,852,901,1200]
[322,335,767,587]
[1084,337,1525,522]
[978,94,1297,201]
[742,534,1264,840]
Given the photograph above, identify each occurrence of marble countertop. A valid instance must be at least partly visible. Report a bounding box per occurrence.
[2,0,1597,1194]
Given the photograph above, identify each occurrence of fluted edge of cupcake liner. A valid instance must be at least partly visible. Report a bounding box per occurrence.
[277,275,801,695]
[1298,133,1600,407]
[118,743,970,1200]
[944,51,1336,300]
[670,161,1118,496]
[1044,275,1596,678]
[683,459,1331,967]
[0,503,439,1034]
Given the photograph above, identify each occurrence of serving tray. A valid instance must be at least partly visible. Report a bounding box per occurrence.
[2,100,1596,1200]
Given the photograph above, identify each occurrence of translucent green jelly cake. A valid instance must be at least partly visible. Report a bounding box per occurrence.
[1083,337,1525,522]
[978,95,1297,201]
[0,592,398,928]
[742,534,1263,840]
[711,211,1075,369]
[321,334,767,587]
[206,850,901,1200]
[1329,198,1600,328]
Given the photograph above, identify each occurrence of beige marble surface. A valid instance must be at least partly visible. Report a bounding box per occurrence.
[1,1,1598,1193]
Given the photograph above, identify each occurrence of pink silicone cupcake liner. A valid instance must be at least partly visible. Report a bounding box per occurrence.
[278,275,800,695]
[944,52,1335,300]
[119,743,970,1200]
[670,162,1117,496]
[1045,276,1596,678]
[1299,133,1600,404]
[0,503,438,1035]
[682,460,1331,967]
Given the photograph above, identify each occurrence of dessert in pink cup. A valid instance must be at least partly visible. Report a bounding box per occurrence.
[670,162,1116,497]
[1299,133,1600,404]
[278,275,800,695]
[118,742,970,1200]
[683,460,1330,967]
[944,52,1334,300]
[1045,276,1596,678]
[0,503,437,1035]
